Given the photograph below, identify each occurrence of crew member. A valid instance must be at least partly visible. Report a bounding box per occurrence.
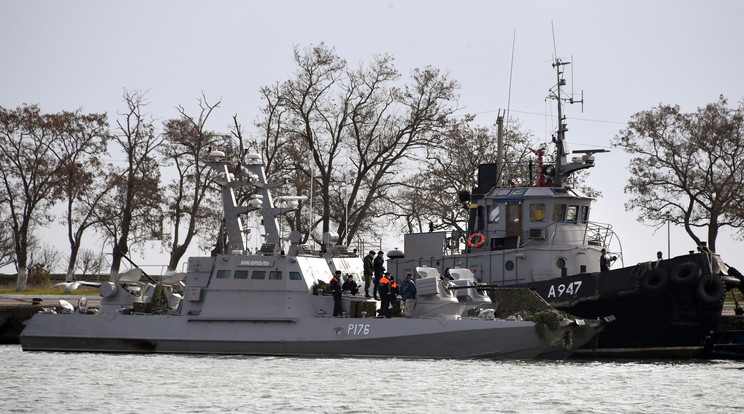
[378,271,391,318]
[330,270,343,316]
[363,250,375,298]
[600,248,616,272]
[342,274,358,295]
[400,272,416,318]
[373,251,385,300]
[654,251,663,268]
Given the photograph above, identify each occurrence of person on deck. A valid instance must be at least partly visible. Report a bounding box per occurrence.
[330,271,343,316]
[600,248,616,272]
[400,272,416,318]
[342,274,358,295]
[378,272,392,318]
[373,251,385,300]
[363,250,375,298]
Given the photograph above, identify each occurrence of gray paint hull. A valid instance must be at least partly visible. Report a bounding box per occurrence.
[21,313,549,359]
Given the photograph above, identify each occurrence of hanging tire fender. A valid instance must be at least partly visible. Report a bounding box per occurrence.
[640,269,669,293]
[670,262,701,285]
[697,275,725,304]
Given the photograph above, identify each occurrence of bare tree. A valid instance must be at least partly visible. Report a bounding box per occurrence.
[75,248,105,281]
[0,206,15,269]
[613,96,744,251]
[98,90,163,278]
[159,95,226,271]
[396,116,536,234]
[253,44,458,248]
[55,113,112,282]
[0,105,106,290]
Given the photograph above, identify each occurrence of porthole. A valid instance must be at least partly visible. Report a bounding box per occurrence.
[556,257,567,269]
[505,260,515,271]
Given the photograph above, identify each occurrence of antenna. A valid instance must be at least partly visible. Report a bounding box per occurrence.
[571,55,574,97]
[506,30,516,133]
[551,21,557,61]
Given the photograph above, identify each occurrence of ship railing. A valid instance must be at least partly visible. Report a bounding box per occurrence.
[517,220,617,248]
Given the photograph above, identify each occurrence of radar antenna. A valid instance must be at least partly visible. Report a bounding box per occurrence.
[546,34,606,186]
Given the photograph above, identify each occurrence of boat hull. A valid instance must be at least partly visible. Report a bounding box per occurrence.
[20,313,554,359]
[390,253,725,358]
[524,273,722,358]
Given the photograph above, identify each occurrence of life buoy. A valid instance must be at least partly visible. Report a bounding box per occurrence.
[467,233,486,248]
[670,262,700,285]
[697,275,725,304]
[640,269,669,293]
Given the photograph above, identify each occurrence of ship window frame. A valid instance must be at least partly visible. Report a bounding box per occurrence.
[216,270,231,279]
[251,270,266,280]
[566,205,578,222]
[504,260,515,271]
[289,272,302,280]
[529,203,546,222]
[269,271,282,280]
[579,205,590,223]
[234,270,249,279]
[552,204,566,221]
[488,205,501,223]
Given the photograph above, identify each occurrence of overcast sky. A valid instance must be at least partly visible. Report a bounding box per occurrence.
[3,0,744,272]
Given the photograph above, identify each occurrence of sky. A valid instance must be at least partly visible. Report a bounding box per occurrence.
[2,0,744,273]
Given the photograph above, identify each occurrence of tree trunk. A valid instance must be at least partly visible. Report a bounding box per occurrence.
[65,244,80,282]
[15,266,28,292]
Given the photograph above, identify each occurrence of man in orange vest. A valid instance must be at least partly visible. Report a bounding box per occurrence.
[378,272,392,318]
[330,270,343,316]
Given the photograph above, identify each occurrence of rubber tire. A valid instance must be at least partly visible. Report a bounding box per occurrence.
[670,262,701,286]
[697,275,725,304]
[641,269,669,293]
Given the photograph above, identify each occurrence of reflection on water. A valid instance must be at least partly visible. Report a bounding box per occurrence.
[2,345,743,413]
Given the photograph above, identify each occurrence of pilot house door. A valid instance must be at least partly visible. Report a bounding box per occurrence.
[505,202,522,239]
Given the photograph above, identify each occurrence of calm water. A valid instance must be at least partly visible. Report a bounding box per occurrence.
[1,345,742,413]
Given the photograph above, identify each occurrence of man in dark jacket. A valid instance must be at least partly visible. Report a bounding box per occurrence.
[342,274,358,295]
[330,270,343,316]
[378,272,392,318]
[400,272,416,317]
[373,251,385,300]
[363,250,375,298]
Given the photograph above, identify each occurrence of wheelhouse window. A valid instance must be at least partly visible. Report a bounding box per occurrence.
[234,270,249,279]
[488,205,501,223]
[251,271,266,280]
[507,204,520,225]
[579,205,590,222]
[216,270,231,279]
[530,203,546,222]
[289,272,302,280]
[552,204,566,221]
[566,205,578,222]
[269,271,282,280]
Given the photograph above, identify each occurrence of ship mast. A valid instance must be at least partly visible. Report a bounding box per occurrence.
[550,58,572,187]
[547,57,605,186]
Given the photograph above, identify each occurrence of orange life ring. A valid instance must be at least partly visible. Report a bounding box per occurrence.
[467,233,486,248]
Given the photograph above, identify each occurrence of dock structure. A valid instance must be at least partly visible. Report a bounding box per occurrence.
[0,295,100,344]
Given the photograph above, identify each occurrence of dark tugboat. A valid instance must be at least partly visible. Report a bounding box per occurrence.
[388,57,742,358]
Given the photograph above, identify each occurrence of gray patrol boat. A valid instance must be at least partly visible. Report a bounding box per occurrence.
[21,151,599,358]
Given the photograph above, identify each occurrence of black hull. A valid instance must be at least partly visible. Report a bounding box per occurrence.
[517,254,725,358]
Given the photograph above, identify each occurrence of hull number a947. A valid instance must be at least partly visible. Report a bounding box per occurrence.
[547,281,582,298]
